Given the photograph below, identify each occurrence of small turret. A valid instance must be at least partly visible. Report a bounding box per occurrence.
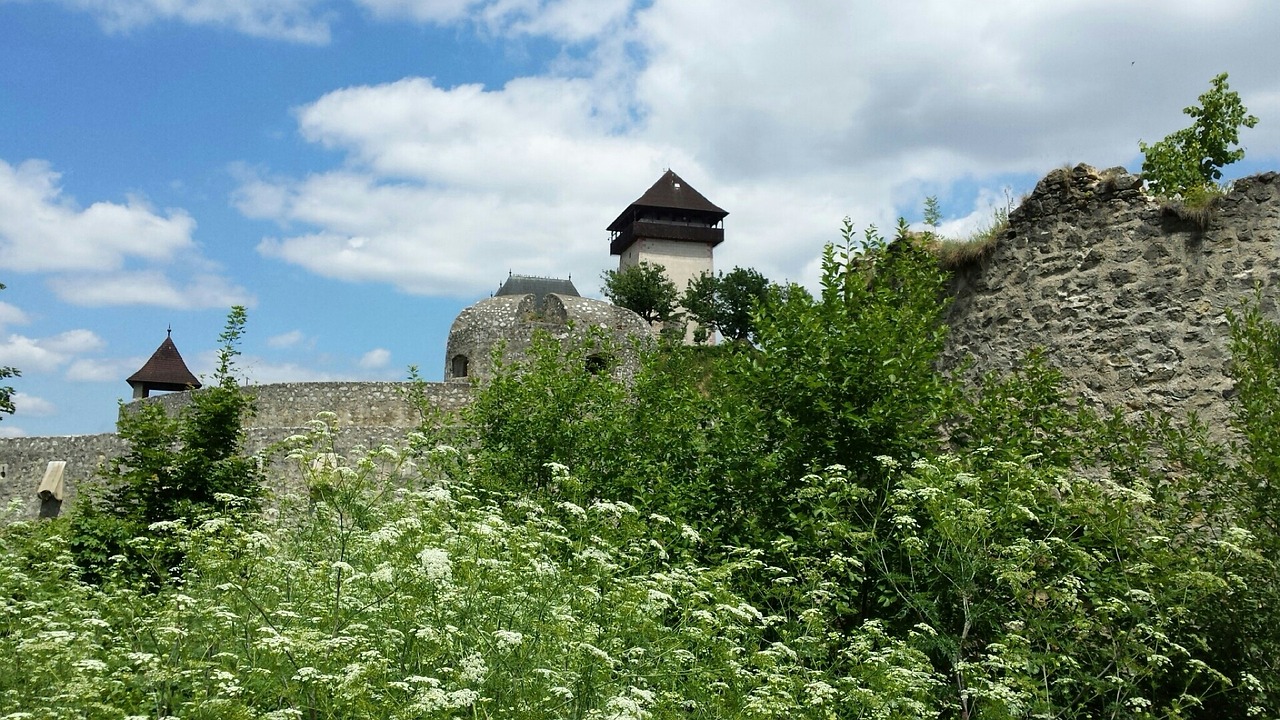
[126,328,201,399]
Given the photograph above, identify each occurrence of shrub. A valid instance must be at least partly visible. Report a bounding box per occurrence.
[69,307,261,584]
[1140,72,1258,198]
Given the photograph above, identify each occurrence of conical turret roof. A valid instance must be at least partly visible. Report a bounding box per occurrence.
[607,170,727,231]
[127,331,201,394]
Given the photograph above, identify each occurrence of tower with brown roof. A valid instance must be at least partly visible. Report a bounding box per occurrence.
[607,170,728,298]
[126,329,201,399]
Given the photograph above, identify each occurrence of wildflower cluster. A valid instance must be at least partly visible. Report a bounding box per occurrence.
[0,436,849,719]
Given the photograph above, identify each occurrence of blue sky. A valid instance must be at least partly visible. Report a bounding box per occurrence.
[1,0,1278,437]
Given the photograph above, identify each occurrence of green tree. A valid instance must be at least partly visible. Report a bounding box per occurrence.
[682,266,771,344]
[600,262,679,325]
[1140,72,1259,198]
[922,195,942,229]
[739,219,956,487]
[70,306,260,583]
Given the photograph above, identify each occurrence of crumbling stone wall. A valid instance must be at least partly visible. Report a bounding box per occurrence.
[444,292,649,381]
[0,380,474,521]
[945,164,1280,435]
[0,433,122,521]
[139,380,473,430]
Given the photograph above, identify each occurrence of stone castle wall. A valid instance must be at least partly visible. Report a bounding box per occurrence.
[945,164,1280,432]
[0,380,474,520]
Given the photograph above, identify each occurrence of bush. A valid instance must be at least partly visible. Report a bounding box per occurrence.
[69,307,261,584]
[1140,72,1259,198]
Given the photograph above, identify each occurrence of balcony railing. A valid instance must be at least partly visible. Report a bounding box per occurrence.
[610,221,724,255]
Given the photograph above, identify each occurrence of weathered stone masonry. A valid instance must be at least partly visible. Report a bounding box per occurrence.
[0,381,473,520]
[945,164,1280,432]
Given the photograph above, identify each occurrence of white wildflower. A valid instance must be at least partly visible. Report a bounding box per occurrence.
[493,629,524,649]
[805,680,839,706]
[73,659,107,673]
[458,653,487,683]
[417,547,452,582]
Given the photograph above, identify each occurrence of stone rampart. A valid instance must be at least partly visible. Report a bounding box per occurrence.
[138,380,473,430]
[945,164,1280,433]
[0,380,474,520]
[0,433,123,521]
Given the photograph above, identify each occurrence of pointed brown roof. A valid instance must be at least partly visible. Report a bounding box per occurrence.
[607,170,728,232]
[127,331,201,394]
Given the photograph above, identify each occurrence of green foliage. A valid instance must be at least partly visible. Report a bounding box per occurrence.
[459,332,766,541]
[0,282,17,420]
[740,219,956,486]
[1140,72,1259,198]
[0,438,851,720]
[10,218,1280,716]
[601,262,680,325]
[681,266,771,344]
[922,195,942,229]
[1228,295,1280,541]
[69,306,261,583]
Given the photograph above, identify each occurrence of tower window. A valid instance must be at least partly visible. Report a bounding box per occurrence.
[585,353,612,375]
[451,354,469,378]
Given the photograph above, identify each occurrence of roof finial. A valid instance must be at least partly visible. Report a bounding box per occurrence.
[167,324,172,338]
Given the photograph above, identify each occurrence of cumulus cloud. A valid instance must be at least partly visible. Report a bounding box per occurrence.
[355,0,634,40]
[44,0,333,43]
[0,330,105,373]
[267,330,310,349]
[0,159,195,273]
[0,302,29,330]
[238,1,1280,298]
[12,392,56,418]
[238,358,344,384]
[0,158,253,308]
[241,76,693,297]
[47,271,255,309]
[0,425,27,438]
[66,356,145,383]
[358,347,391,369]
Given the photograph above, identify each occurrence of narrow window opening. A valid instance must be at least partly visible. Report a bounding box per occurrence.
[451,354,469,378]
[585,354,611,375]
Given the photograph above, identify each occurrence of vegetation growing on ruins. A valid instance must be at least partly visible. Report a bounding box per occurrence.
[1140,72,1259,202]
[2,221,1280,718]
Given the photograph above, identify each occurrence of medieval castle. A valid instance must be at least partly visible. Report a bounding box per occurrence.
[2,164,1278,520]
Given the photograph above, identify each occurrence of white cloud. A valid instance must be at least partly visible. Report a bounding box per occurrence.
[0,302,29,330]
[0,159,195,273]
[238,358,343,384]
[0,329,105,373]
[66,356,145,383]
[47,271,255,309]
[239,1,1280,300]
[12,392,56,418]
[358,347,391,369]
[48,0,333,43]
[243,75,691,297]
[0,158,252,308]
[267,330,309,349]
[355,0,633,40]
[0,425,27,438]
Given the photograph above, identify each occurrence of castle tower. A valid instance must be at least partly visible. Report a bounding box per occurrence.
[608,170,728,298]
[126,329,201,399]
